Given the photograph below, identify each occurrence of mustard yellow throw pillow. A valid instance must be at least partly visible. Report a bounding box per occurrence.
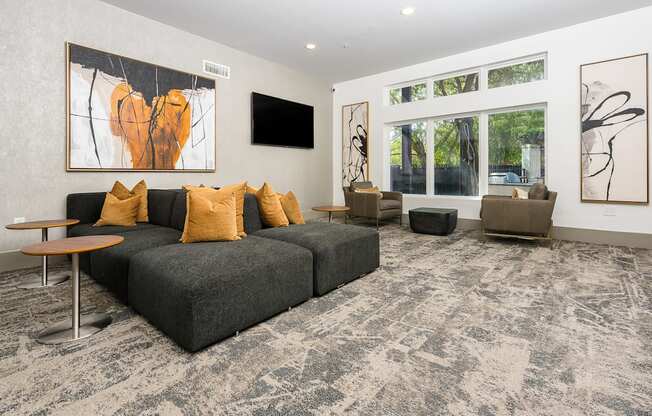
[94,193,140,227]
[220,182,247,236]
[181,190,241,243]
[184,182,247,236]
[512,188,529,200]
[111,180,148,222]
[354,186,381,195]
[255,183,289,227]
[279,191,305,224]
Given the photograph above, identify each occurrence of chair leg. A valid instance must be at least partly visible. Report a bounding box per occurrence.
[376,218,379,230]
[399,214,402,227]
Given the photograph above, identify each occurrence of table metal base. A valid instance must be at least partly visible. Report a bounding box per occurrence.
[36,253,112,345]
[37,313,112,345]
[16,271,70,289]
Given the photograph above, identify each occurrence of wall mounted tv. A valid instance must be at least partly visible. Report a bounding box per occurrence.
[251,92,314,149]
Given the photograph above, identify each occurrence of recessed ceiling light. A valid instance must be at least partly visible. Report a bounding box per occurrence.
[400,7,415,16]
[305,43,317,50]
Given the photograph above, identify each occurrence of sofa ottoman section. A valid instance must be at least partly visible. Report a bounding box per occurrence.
[128,236,313,352]
[255,223,380,296]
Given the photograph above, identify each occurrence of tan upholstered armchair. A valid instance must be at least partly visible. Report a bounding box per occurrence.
[343,181,403,229]
[480,184,557,244]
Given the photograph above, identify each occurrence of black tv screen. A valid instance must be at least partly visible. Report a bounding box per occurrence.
[251,92,314,149]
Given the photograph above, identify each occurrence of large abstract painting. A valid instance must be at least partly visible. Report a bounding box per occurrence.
[67,43,216,171]
[342,102,369,186]
[581,54,649,204]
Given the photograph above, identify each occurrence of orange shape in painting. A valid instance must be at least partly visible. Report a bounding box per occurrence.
[109,82,191,169]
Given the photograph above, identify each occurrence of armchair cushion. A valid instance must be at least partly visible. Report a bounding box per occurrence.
[350,181,374,190]
[379,199,401,210]
[381,191,403,201]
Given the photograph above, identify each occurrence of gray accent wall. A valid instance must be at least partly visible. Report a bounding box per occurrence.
[0,0,333,254]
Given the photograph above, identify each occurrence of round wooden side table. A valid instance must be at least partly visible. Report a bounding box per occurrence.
[312,206,350,223]
[21,235,124,344]
[6,219,80,289]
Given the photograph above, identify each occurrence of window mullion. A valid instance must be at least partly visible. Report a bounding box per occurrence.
[479,67,488,91]
[426,119,435,196]
[479,112,489,196]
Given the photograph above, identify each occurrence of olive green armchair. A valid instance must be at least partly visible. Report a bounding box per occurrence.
[343,181,403,229]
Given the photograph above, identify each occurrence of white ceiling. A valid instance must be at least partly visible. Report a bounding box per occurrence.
[101,0,652,83]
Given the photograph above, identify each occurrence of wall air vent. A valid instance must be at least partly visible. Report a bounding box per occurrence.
[203,60,230,79]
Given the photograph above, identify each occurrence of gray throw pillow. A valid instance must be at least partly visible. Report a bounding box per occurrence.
[528,183,549,200]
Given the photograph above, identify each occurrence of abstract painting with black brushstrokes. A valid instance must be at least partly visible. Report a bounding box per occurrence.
[67,43,216,171]
[581,54,648,204]
[342,102,369,186]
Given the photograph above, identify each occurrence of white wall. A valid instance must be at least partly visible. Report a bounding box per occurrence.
[332,6,652,235]
[0,0,332,254]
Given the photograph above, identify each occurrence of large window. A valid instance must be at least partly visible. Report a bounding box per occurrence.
[488,109,545,195]
[389,82,427,105]
[434,73,479,97]
[383,54,547,197]
[434,116,479,195]
[390,122,426,194]
[488,59,545,88]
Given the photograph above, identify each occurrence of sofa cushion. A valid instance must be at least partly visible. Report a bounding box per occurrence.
[67,192,106,227]
[128,236,313,351]
[89,226,182,301]
[255,222,379,296]
[69,222,158,237]
[379,199,401,210]
[170,190,187,231]
[69,222,160,277]
[243,193,263,234]
[147,190,178,227]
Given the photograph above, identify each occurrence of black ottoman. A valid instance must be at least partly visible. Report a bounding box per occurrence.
[409,208,458,235]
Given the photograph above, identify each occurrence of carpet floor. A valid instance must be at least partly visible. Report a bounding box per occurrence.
[1,223,651,415]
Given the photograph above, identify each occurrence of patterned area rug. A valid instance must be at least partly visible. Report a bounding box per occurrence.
[1,224,651,415]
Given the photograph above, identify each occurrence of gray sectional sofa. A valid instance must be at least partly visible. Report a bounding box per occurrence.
[66,189,380,351]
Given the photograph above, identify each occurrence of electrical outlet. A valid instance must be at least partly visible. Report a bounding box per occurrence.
[13,217,26,224]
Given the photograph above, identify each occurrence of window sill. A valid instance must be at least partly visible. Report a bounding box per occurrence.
[401,194,483,201]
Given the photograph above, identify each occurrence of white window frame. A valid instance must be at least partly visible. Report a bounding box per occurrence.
[384,53,548,106]
[486,54,548,89]
[431,112,482,197]
[486,104,548,188]
[432,70,481,98]
[386,79,429,106]
[385,104,547,197]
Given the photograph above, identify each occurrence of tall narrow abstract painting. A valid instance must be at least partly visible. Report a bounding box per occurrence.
[581,54,649,204]
[342,102,369,186]
[67,43,216,171]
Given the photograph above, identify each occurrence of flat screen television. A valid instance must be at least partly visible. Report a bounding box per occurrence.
[251,92,314,149]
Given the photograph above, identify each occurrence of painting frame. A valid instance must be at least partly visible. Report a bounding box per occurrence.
[66,42,217,172]
[580,53,649,205]
[342,101,370,187]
